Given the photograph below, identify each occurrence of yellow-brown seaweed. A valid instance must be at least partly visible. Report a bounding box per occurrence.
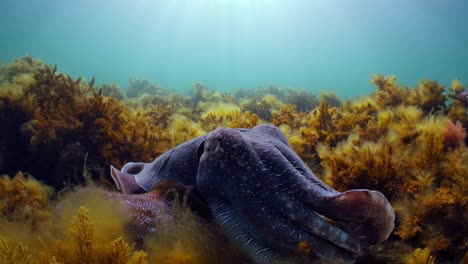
[0,57,467,263]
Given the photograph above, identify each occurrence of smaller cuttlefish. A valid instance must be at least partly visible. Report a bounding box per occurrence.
[110,124,395,263]
[456,90,468,103]
[455,89,468,114]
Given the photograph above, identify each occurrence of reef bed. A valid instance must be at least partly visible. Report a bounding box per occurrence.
[0,56,466,263]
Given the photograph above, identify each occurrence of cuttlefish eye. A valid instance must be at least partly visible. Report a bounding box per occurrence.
[204,138,220,154]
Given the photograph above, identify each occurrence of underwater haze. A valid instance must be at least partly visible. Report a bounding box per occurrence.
[1,1,468,263]
[1,0,467,98]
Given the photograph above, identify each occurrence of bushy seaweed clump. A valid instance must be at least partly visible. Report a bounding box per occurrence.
[0,172,247,264]
[239,94,280,120]
[308,76,467,262]
[0,55,44,85]
[0,172,52,230]
[319,92,342,107]
[0,59,172,188]
[0,56,467,263]
[268,74,466,262]
[126,78,165,98]
[98,83,126,101]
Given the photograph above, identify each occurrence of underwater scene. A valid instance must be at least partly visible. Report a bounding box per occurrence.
[0,0,467,263]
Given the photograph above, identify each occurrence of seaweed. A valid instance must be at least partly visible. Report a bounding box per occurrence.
[0,80,36,174]
[192,82,234,108]
[393,145,467,260]
[170,114,205,145]
[240,94,282,121]
[70,207,96,264]
[301,102,335,144]
[285,88,319,113]
[272,104,305,130]
[199,102,260,131]
[0,56,467,263]
[0,172,52,230]
[319,92,342,107]
[0,63,175,189]
[104,237,132,264]
[447,80,468,146]
[192,82,207,107]
[127,251,148,264]
[403,248,435,264]
[371,74,410,107]
[371,74,447,114]
[0,186,249,264]
[315,100,466,260]
[408,80,446,114]
[232,85,287,102]
[98,83,126,100]
[0,55,44,85]
[318,133,410,199]
[0,236,31,264]
[145,198,249,264]
[233,85,319,114]
[127,78,165,98]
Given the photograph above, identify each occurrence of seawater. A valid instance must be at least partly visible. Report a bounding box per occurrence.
[0,0,467,99]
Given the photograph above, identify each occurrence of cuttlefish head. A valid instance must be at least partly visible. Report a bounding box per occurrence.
[111,124,395,263]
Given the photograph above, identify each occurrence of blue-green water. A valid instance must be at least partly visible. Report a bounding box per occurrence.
[1,0,467,99]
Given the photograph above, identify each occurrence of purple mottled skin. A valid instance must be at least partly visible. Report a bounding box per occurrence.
[456,90,468,103]
[110,124,395,264]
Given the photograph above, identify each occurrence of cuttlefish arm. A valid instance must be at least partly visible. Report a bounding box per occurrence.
[111,124,395,263]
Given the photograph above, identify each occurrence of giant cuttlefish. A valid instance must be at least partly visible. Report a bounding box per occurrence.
[110,124,395,263]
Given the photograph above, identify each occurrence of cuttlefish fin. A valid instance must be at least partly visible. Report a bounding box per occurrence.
[110,165,145,194]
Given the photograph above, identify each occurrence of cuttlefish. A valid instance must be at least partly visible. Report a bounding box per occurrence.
[110,124,395,263]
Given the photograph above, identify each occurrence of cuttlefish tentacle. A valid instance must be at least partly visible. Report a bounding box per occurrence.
[250,137,359,251]
[311,189,395,247]
[208,198,285,263]
[252,125,394,247]
[196,126,360,262]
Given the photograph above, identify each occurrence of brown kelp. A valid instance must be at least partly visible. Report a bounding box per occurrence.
[0,56,467,263]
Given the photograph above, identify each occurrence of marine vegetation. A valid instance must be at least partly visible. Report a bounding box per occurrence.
[233,85,319,113]
[99,83,126,101]
[319,92,342,107]
[126,78,165,98]
[0,55,44,85]
[403,248,435,264]
[0,61,173,188]
[0,56,467,263]
[0,173,245,264]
